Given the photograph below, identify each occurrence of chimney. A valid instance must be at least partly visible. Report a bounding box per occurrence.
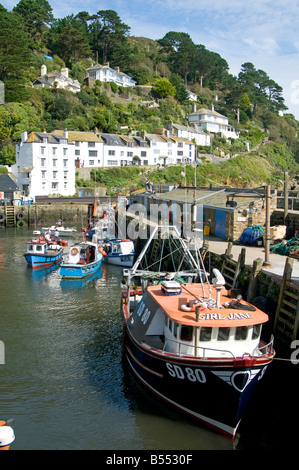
[63,129,68,139]
[41,64,47,76]
[21,131,28,143]
[115,66,120,73]
[192,102,197,112]
[61,67,68,78]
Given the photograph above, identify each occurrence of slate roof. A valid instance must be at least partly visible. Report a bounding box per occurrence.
[0,174,19,191]
[148,187,264,210]
[53,130,102,143]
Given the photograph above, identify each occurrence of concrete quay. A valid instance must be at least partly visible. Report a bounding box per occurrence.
[205,235,299,284]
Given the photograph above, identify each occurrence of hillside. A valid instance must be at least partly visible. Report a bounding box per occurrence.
[1,2,299,191]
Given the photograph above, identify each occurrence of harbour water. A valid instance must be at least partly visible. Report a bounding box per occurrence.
[0,228,297,450]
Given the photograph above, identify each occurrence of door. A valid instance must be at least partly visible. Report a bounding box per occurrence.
[215,210,226,239]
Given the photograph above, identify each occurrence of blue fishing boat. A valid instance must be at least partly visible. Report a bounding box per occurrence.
[60,241,103,279]
[24,238,63,269]
[99,238,136,267]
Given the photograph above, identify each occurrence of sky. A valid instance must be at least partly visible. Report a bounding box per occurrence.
[2,0,299,119]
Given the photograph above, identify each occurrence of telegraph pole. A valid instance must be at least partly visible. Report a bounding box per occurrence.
[263,184,272,267]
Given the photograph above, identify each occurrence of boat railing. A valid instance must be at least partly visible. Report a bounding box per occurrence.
[161,338,235,359]
[255,335,275,356]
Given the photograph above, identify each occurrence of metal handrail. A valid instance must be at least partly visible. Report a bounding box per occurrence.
[161,338,235,359]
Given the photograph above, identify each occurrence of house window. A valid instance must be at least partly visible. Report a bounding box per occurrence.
[89,150,97,157]
[127,152,133,157]
[141,151,147,157]
[88,142,95,147]
[63,159,68,167]
[177,151,183,156]
[53,171,58,179]
[63,148,68,156]
[108,150,115,156]
[41,158,46,167]
[51,182,58,190]
[107,160,118,165]
[41,147,45,155]
[89,160,94,166]
[75,150,80,156]
[153,149,160,154]
[41,170,46,179]
[75,141,80,147]
[178,142,183,147]
[52,147,57,155]
[64,171,68,179]
[52,159,57,167]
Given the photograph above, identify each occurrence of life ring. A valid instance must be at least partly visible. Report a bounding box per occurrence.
[16,219,25,228]
[71,247,79,256]
[181,302,207,312]
[16,212,24,220]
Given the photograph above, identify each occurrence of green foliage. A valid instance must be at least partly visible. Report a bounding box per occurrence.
[152,78,176,99]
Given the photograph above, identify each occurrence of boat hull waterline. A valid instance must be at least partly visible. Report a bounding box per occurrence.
[24,249,63,269]
[60,259,102,279]
[123,326,272,439]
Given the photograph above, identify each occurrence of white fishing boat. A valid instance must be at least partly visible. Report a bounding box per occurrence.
[35,225,77,237]
[121,225,275,440]
[99,238,136,267]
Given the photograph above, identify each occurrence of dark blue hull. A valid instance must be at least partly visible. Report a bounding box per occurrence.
[123,326,272,439]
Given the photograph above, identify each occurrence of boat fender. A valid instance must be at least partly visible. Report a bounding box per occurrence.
[16,212,24,220]
[100,249,107,256]
[0,426,15,449]
[0,213,5,223]
[16,219,25,228]
[181,302,207,312]
[71,247,79,256]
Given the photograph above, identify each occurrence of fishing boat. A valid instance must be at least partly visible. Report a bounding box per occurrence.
[60,241,103,279]
[99,238,136,267]
[24,237,64,269]
[35,225,77,237]
[121,225,275,440]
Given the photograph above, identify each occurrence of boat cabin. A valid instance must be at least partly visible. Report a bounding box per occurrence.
[103,239,134,255]
[67,242,98,264]
[26,240,61,254]
[127,282,269,359]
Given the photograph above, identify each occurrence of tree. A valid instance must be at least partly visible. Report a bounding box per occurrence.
[152,78,176,98]
[159,32,196,85]
[48,16,91,65]
[0,11,33,102]
[91,10,130,64]
[169,74,189,103]
[13,0,54,43]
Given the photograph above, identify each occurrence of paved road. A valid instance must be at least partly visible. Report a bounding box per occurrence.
[205,235,299,283]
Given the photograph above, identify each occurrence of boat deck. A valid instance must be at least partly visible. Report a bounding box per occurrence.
[147,283,269,327]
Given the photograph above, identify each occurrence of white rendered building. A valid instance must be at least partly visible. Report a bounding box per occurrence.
[12,131,76,200]
[188,107,239,139]
[86,63,136,88]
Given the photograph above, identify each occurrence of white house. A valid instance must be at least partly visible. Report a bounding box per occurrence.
[12,128,196,198]
[53,130,104,168]
[12,131,76,200]
[32,65,81,93]
[86,63,136,88]
[188,106,239,139]
[165,122,211,147]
